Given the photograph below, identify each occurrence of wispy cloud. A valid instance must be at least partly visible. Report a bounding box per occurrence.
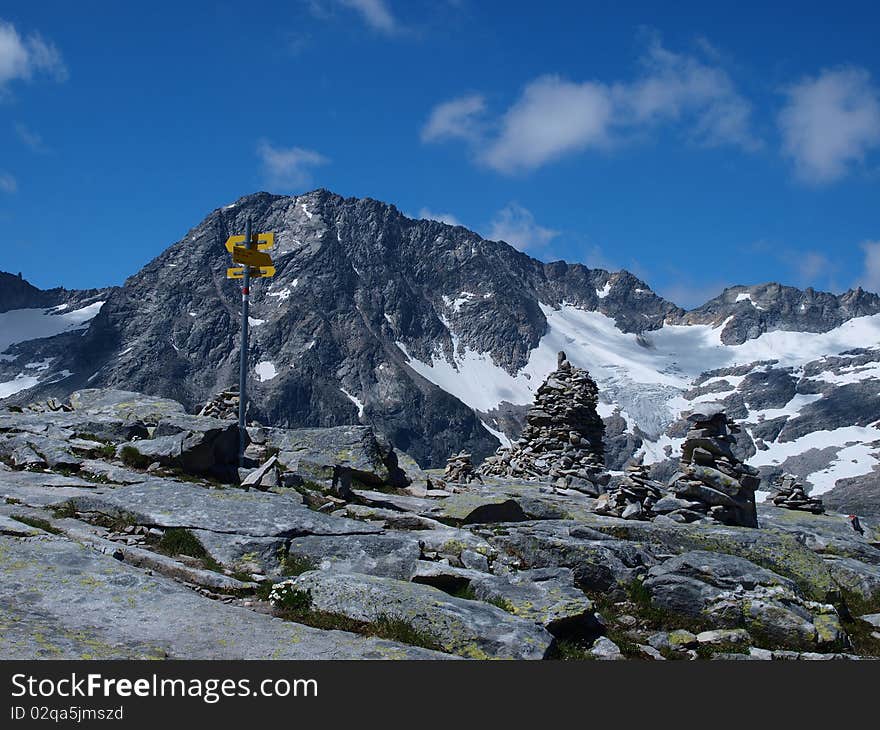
[417,207,462,226]
[485,203,559,252]
[779,67,880,184]
[0,172,17,193]
[860,241,880,294]
[791,250,834,288]
[14,122,46,152]
[0,20,67,91]
[422,36,758,174]
[257,141,328,190]
[339,0,398,34]
[307,0,401,35]
[420,94,485,143]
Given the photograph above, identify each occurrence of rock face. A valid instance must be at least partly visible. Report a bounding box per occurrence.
[667,405,759,527]
[771,474,825,514]
[479,351,607,494]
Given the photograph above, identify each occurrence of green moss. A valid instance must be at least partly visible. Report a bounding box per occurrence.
[119,446,152,470]
[270,589,442,652]
[48,501,77,519]
[10,514,61,535]
[552,639,594,660]
[279,552,319,577]
[4,497,22,505]
[156,528,221,572]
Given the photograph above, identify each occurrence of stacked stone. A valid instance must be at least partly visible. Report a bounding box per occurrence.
[443,451,483,484]
[478,351,609,494]
[771,474,824,514]
[198,388,240,420]
[667,403,759,528]
[16,397,74,414]
[596,462,665,520]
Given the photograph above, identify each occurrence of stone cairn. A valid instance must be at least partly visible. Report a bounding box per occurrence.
[198,388,240,420]
[771,474,824,514]
[595,461,665,520]
[478,351,608,494]
[667,404,759,527]
[443,451,483,484]
[12,397,73,414]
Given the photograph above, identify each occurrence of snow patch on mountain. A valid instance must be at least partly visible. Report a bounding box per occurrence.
[0,301,105,355]
[340,388,365,419]
[254,361,278,382]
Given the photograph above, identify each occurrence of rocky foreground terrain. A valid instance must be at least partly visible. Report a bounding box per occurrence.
[2,387,879,660]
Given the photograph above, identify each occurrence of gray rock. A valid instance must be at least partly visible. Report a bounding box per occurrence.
[267,425,408,488]
[0,535,450,659]
[67,479,382,538]
[290,570,554,659]
[69,389,186,424]
[590,636,623,660]
[643,551,843,650]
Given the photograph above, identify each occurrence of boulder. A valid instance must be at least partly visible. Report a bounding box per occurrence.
[265,425,408,489]
[643,551,844,650]
[69,389,186,424]
[289,570,554,659]
[118,414,243,481]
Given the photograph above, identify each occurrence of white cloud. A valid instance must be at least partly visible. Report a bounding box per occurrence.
[0,20,67,90]
[257,141,328,190]
[485,203,559,252]
[423,37,757,173]
[417,208,462,226]
[779,67,880,184]
[860,241,880,294]
[421,94,485,143]
[338,0,398,34]
[0,172,17,193]
[483,77,613,173]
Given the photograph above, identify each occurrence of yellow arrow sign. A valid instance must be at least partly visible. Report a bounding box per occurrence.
[232,246,273,268]
[225,233,274,253]
[226,266,276,280]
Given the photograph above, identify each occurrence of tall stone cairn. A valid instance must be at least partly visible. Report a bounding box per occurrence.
[478,351,608,494]
[771,474,824,514]
[667,403,759,527]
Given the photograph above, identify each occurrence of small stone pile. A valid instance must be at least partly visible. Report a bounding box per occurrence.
[478,351,608,494]
[596,462,665,520]
[771,474,824,514]
[667,403,759,527]
[198,388,240,420]
[443,451,483,484]
[12,397,74,414]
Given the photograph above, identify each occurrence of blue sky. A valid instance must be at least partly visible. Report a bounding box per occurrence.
[1,1,879,307]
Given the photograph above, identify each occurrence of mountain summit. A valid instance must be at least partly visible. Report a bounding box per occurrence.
[1,190,879,514]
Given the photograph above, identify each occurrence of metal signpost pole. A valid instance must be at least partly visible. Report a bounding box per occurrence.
[238,217,252,466]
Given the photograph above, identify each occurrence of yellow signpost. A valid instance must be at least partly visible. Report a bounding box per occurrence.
[232,245,272,268]
[226,265,275,279]
[225,233,274,253]
[226,220,276,466]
